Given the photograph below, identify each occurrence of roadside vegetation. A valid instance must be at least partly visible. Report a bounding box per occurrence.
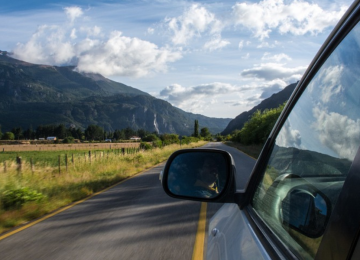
[0,140,207,234]
[220,103,286,158]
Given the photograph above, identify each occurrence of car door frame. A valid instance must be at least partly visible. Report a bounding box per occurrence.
[235,1,360,259]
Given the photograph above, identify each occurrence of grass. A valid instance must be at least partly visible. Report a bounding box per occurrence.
[0,147,139,167]
[223,141,263,159]
[0,141,207,234]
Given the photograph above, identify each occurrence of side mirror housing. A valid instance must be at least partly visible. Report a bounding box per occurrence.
[161,149,236,202]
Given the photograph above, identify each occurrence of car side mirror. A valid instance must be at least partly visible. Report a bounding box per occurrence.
[281,188,331,238]
[161,149,236,202]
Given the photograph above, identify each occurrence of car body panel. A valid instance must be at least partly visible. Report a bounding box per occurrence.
[207,204,271,260]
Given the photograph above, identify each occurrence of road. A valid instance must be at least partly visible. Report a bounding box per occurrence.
[0,142,255,260]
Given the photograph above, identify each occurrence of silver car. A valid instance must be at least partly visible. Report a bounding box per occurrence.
[161,1,360,259]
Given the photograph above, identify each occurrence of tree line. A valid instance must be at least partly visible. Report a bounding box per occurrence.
[0,124,157,142]
[0,122,213,144]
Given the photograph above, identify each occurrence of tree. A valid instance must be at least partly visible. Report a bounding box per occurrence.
[193,120,199,137]
[123,127,136,139]
[113,129,125,140]
[0,125,2,140]
[54,124,67,139]
[11,127,23,140]
[142,134,159,142]
[85,125,104,141]
[200,127,211,138]
[160,134,179,145]
[2,132,15,140]
[233,102,286,145]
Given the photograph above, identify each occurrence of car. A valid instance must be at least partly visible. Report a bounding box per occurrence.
[160,1,360,259]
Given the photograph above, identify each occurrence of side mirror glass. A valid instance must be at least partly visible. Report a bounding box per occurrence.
[281,188,330,238]
[162,149,233,200]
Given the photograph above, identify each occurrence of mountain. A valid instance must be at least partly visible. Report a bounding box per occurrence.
[0,51,231,135]
[221,83,297,135]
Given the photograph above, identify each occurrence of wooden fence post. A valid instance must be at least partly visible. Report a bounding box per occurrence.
[72,154,74,166]
[16,156,22,176]
[30,158,34,173]
[65,154,68,172]
[89,151,92,164]
[58,155,61,174]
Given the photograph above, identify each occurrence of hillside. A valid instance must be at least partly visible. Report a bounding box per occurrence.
[221,83,297,135]
[0,51,231,135]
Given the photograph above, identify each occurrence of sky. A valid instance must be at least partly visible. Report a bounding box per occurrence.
[0,0,354,118]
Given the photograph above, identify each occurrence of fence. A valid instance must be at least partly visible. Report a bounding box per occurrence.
[1,147,142,174]
[0,142,140,152]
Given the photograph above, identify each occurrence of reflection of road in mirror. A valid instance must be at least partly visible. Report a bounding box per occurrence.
[167,151,229,199]
[193,158,220,198]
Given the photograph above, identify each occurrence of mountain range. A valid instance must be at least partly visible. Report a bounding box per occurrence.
[0,51,231,135]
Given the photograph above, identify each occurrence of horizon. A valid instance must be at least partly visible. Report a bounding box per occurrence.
[0,0,353,118]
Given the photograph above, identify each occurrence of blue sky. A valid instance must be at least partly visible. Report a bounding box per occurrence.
[0,0,354,118]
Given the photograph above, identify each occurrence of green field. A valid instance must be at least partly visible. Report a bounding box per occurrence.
[0,147,139,167]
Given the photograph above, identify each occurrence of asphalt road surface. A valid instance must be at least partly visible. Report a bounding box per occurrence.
[0,142,256,260]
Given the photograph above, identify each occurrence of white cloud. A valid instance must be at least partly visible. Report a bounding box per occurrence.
[259,79,288,98]
[159,82,247,112]
[308,65,344,103]
[70,28,77,39]
[232,0,347,40]
[80,26,102,37]
[241,63,306,81]
[203,36,230,51]
[11,7,182,78]
[262,52,292,62]
[13,25,76,65]
[76,31,182,77]
[256,41,279,48]
[147,27,155,35]
[238,40,251,50]
[64,6,83,24]
[242,53,250,59]
[165,4,224,46]
[312,107,360,160]
[277,120,302,148]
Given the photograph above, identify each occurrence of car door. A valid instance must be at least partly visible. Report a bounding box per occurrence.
[231,1,360,259]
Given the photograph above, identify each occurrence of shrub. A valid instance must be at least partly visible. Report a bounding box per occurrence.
[140,142,152,150]
[142,134,159,142]
[63,136,75,143]
[152,140,163,148]
[2,132,15,140]
[1,187,46,210]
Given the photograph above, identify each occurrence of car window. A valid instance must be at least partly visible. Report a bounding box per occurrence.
[252,20,360,260]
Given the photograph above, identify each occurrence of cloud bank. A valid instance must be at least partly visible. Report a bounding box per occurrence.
[159,82,249,112]
[232,0,347,40]
[12,6,182,77]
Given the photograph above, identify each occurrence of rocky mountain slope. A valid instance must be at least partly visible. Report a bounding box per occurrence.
[0,51,231,135]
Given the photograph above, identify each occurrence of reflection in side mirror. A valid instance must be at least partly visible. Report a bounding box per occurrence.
[281,189,330,238]
[163,149,233,200]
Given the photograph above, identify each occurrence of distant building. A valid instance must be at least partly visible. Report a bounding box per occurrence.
[130,136,141,141]
[47,136,57,141]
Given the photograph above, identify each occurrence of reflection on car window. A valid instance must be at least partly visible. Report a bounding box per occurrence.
[252,21,360,259]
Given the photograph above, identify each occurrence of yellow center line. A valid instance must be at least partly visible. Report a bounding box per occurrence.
[192,202,207,260]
